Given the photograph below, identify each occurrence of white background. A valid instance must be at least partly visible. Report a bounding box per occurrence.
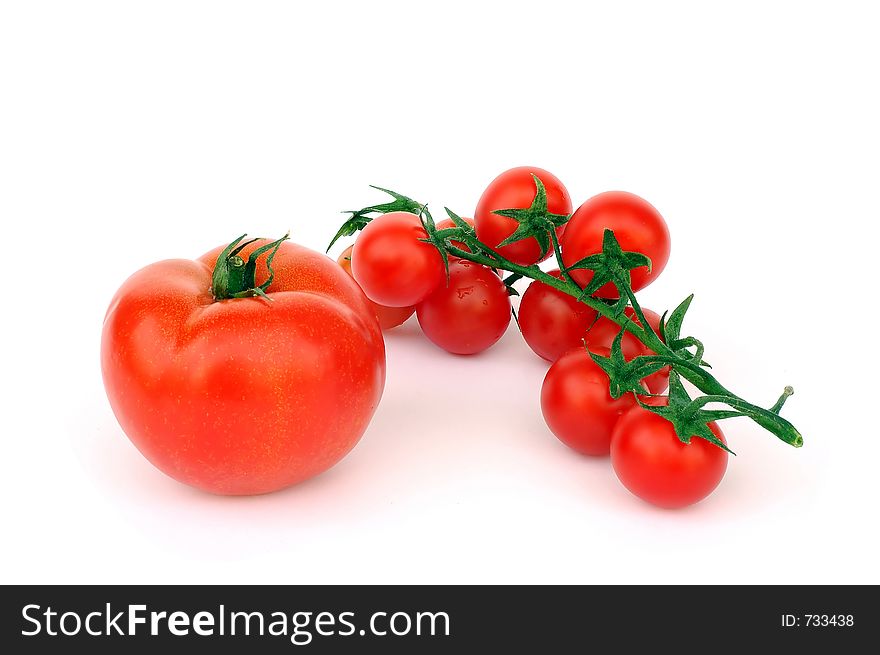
[1,1,878,585]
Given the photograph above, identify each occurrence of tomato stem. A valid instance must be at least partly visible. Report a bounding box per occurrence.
[211,233,289,301]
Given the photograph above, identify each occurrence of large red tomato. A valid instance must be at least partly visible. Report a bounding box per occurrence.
[611,404,728,508]
[475,166,572,266]
[338,245,414,330]
[101,237,386,495]
[561,191,670,298]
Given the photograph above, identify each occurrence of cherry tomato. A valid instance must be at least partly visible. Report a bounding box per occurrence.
[475,166,572,266]
[101,238,386,495]
[584,307,669,394]
[540,346,636,456]
[611,404,728,508]
[338,245,414,330]
[519,270,598,362]
[352,211,445,307]
[416,259,511,355]
[436,216,474,254]
[561,191,670,297]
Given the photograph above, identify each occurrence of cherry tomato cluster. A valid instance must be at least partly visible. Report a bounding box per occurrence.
[335,166,728,509]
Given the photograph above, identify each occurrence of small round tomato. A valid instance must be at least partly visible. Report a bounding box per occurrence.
[475,166,572,266]
[338,245,414,330]
[584,307,669,394]
[352,211,445,307]
[416,259,511,355]
[519,271,598,362]
[561,191,670,297]
[436,216,475,254]
[540,347,636,456]
[611,404,728,508]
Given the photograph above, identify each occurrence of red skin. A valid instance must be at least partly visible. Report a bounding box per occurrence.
[475,166,572,266]
[101,240,386,495]
[561,191,670,298]
[519,271,598,362]
[540,347,637,456]
[611,404,728,509]
[352,211,445,307]
[338,245,414,330]
[416,259,512,355]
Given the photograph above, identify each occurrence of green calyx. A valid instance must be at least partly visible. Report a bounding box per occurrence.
[589,328,668,398]
[416,204,451,283]
[638,372,736,453]
[492,174,570,258]
[569,229,652,315]
[211,233,289,301]
[327,186,424,252]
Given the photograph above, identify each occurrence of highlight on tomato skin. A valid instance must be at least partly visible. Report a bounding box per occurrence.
[337,245,415,330]
[416,259,512,355]
[101,237,387,496]
[610,403,728,509]
[561,191,671,298]
[475,166,572,266]
[351,211,446,307]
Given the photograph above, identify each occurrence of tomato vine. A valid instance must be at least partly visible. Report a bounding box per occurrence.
[331,182,802,453]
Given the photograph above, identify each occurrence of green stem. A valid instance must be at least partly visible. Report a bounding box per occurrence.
[550,229,578,287]
[211,233,289,301]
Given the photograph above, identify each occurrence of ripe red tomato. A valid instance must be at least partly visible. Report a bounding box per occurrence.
[475,166,572,266]
[540,346,636,456]
[519,271,598,362]
[561,191,670,297]
[583,307,669,394]
[101,238,386,495]
[338,245,414,330]
[352,211,445,307]
[416,259,511,355]
[611,404,728,508]
[436,215,475,254]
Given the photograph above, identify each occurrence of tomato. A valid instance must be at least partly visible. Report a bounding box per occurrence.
[351,211,445,307]
[540,346,636,456]
[583,307,669,394]
[101,238,386,495]
[475,166,572,266]
[337,245,414,330]
[611,404,728,508]
[561,191,670,297]
[436,215,475,254]
[519,271,598,362]
[416,259,511,355]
